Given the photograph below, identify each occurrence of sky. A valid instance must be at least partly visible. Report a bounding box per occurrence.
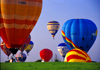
[0,0,100,62]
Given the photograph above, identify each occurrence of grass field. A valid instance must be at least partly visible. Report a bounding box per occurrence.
[1,62,100,70]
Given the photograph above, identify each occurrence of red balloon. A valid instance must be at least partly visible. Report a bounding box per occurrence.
[40,49,53,62]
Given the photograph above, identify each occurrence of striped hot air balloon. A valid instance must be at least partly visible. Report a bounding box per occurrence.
[24,41,34,55]
[57,43,69,59]
[64,49,92,62]
[0,0,42,54]
[47,21,60,39]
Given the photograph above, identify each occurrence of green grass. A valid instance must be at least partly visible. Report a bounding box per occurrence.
[1,62,100,70]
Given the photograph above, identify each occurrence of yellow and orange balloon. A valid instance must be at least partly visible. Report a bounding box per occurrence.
[0,0,42,54]
[64,49,92,62]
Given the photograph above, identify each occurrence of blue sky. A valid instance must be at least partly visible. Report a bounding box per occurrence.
[0,0,100,62]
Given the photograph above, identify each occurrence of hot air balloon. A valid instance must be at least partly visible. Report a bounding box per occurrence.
[47,21,60,39]
[24,41,34,55]
[0,41,11,58]
[40,48,53,62]
[19,35,31,52]
[64,49,92,62]
[57,43,69,60]
[0,0,42,55]
[62,19,97,52]
[15,52,27,62]
[0,1,1,36]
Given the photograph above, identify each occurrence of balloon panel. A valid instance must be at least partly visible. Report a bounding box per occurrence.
[58,43,66,46]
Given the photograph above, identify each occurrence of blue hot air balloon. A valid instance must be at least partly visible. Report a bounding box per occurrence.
[61,19,97,52]
[57,43,69,59]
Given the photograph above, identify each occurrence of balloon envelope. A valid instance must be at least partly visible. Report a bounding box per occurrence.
[64,49,92,62]
[40,49,53,62]
[0,0,42,54]
[47,21,60,39]
[57,43,69,58]
[24,41,34,54]
[0,41,11,57]
[15,52,27,62]
[62,19,97,52]
[19,35,31,52]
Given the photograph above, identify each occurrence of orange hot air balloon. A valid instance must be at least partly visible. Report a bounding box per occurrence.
[64,49,92,62]
[0,1,1,36]
[0,0,42,54]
